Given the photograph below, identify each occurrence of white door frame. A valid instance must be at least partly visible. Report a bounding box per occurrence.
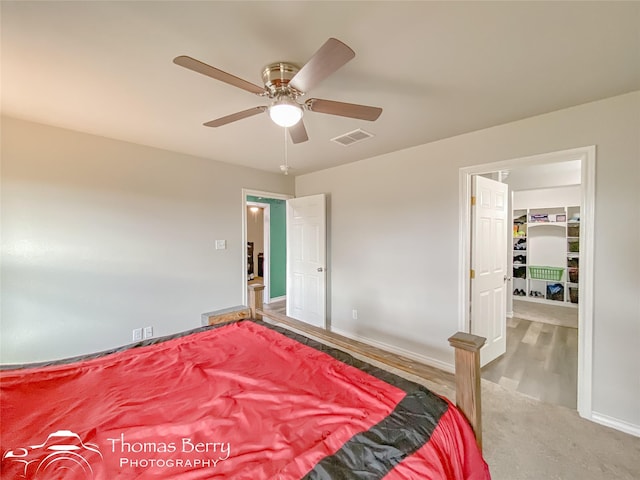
[241,189,293,306]
[458,146,596,420]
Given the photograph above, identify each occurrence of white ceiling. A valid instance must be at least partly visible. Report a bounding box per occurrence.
[2,1,639,175]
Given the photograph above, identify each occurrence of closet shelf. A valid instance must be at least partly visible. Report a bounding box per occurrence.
[528,222,566,228]
[512,205,580,306]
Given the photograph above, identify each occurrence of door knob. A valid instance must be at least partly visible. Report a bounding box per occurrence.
[317,267,324,272]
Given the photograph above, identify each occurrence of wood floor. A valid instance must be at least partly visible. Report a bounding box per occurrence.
[482,317,578,409]
[263,298,285,314]
[512,299,578,329]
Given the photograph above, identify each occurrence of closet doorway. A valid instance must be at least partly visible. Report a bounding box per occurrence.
[488,181,581,409]
[459,146,595,418]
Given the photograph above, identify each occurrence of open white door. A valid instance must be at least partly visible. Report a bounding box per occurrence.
[286,194,326,327]
[471,175,508,366]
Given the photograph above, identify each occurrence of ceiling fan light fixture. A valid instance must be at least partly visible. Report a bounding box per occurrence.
[269,98,303,127]
[177,39,382,140]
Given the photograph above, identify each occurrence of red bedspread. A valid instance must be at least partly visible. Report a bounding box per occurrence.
[1,321,490,479]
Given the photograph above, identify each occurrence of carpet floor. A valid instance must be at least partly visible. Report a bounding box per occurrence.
[394,370,640,480]
[481,379,640,480]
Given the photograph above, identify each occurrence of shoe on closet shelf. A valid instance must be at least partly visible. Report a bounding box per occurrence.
[513,255,525,264]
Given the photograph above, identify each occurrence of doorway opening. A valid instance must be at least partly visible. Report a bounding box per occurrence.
[459,146,595,419]
[242,189,292,308]
[487,179,580,409]
[247,201,269,297]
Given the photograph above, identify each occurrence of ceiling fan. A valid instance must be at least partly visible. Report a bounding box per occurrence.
[173,38,382,144]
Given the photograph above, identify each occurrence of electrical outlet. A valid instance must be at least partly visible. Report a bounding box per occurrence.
[132,328,143,342]
[143,326,153,339]
[352,309,358,320]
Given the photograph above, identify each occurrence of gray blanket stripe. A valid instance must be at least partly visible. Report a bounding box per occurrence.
[303,388,449,480]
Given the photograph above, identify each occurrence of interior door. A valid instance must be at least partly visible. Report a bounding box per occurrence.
[286,194,326,327]
[471,175,508,366]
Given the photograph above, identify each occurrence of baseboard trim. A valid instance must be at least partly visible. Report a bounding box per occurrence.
[330,327,454,374]
[267,295,285,305]
[589,411,640,438]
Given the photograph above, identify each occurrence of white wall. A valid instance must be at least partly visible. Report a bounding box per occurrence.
[1,117,294,363]
[296,92,640,431]
[513,186,581,210]
[506,160,582,191]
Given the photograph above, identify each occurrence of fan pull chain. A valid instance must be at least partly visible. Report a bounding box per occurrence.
[282,127,289,175]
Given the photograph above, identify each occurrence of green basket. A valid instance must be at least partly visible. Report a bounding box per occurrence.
[529,266,564,281]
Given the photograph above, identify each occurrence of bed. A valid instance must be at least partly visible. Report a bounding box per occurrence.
[1,319,490,479]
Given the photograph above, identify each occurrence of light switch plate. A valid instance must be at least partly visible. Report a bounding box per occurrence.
[215,240,226,250]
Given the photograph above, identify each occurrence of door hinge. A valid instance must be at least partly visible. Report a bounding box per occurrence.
[471,196,476,206]
[470,269,475,279]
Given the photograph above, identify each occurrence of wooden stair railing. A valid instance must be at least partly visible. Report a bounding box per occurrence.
[206,283,486,451]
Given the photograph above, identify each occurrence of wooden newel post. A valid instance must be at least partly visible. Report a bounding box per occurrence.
[248,284,265,320]
[448,332,486,451]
